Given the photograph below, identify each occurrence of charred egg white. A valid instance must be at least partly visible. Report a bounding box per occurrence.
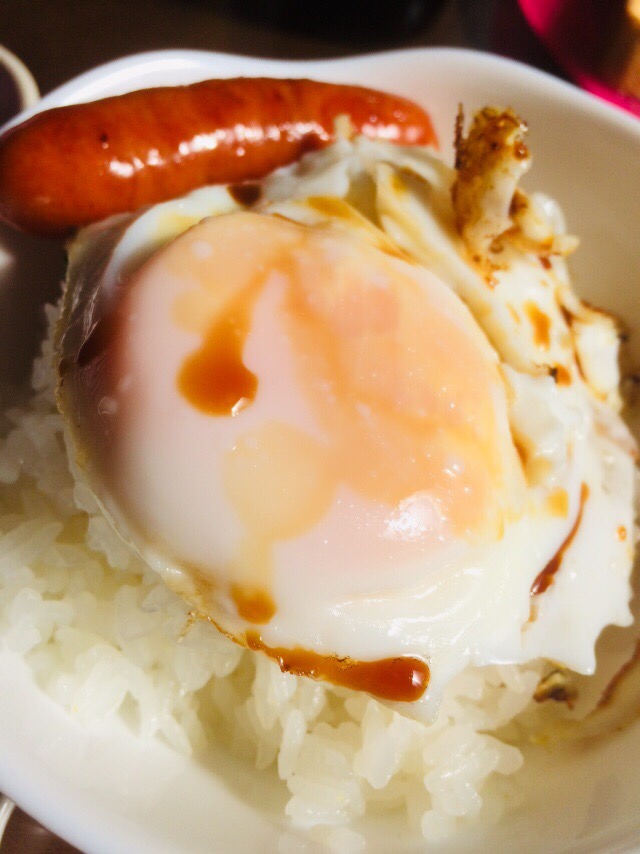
[56,110,636,721]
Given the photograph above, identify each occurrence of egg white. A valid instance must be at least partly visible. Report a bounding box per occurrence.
[58,135,636,722]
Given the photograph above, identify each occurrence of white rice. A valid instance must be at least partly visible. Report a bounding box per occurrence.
[0,304,548,847]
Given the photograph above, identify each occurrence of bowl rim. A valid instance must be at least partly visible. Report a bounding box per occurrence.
[0,44,39,114]
[1,45,640,854]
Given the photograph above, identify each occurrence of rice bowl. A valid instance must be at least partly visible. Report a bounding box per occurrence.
[1,48,640,854]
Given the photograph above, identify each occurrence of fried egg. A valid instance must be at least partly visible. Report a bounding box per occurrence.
[56,110,636,722]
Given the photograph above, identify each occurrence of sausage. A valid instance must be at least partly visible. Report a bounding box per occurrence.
[0,77,437,238]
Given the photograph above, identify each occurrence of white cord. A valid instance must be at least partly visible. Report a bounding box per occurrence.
[0,795,15,844]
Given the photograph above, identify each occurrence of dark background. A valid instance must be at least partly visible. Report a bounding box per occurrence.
[4,0,467,96]
[2,0,558,98]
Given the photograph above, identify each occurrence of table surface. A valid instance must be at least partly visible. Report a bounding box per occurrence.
[0,0,550,851]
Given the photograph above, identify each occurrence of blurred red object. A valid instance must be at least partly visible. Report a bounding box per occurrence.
[518,0,640,116]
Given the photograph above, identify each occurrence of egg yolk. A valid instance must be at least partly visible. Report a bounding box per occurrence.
[75,209,521,619]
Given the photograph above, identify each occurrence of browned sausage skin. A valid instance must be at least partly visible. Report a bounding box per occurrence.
[0,77,437,238]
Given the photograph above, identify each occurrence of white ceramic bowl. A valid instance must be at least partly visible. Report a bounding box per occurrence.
[1,48,640,854]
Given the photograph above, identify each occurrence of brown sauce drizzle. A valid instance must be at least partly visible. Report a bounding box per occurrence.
[307,196,357,219]
[513,436,529,469]
[231,584,276,624]
[549,364,572,385]
[245,631,430,703]
[546,487,569,518]
[229,182,262,207]
[514,140,529,160]
[524,301,551,349]
[531,482,589,596]
[559,304,574,328]
[533,668,577,707]
[177,292,258,415]
[539,256,552,270]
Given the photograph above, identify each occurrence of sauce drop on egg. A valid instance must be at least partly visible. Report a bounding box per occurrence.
[531,483,589,596]
[524,301,551,349]
[177,290,259,416]
[231,585,276,623]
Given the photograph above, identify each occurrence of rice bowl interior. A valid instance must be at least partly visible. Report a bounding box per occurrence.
[1,49,640,854]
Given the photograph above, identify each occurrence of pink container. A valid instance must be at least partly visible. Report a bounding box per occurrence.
[518,0,640,117]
